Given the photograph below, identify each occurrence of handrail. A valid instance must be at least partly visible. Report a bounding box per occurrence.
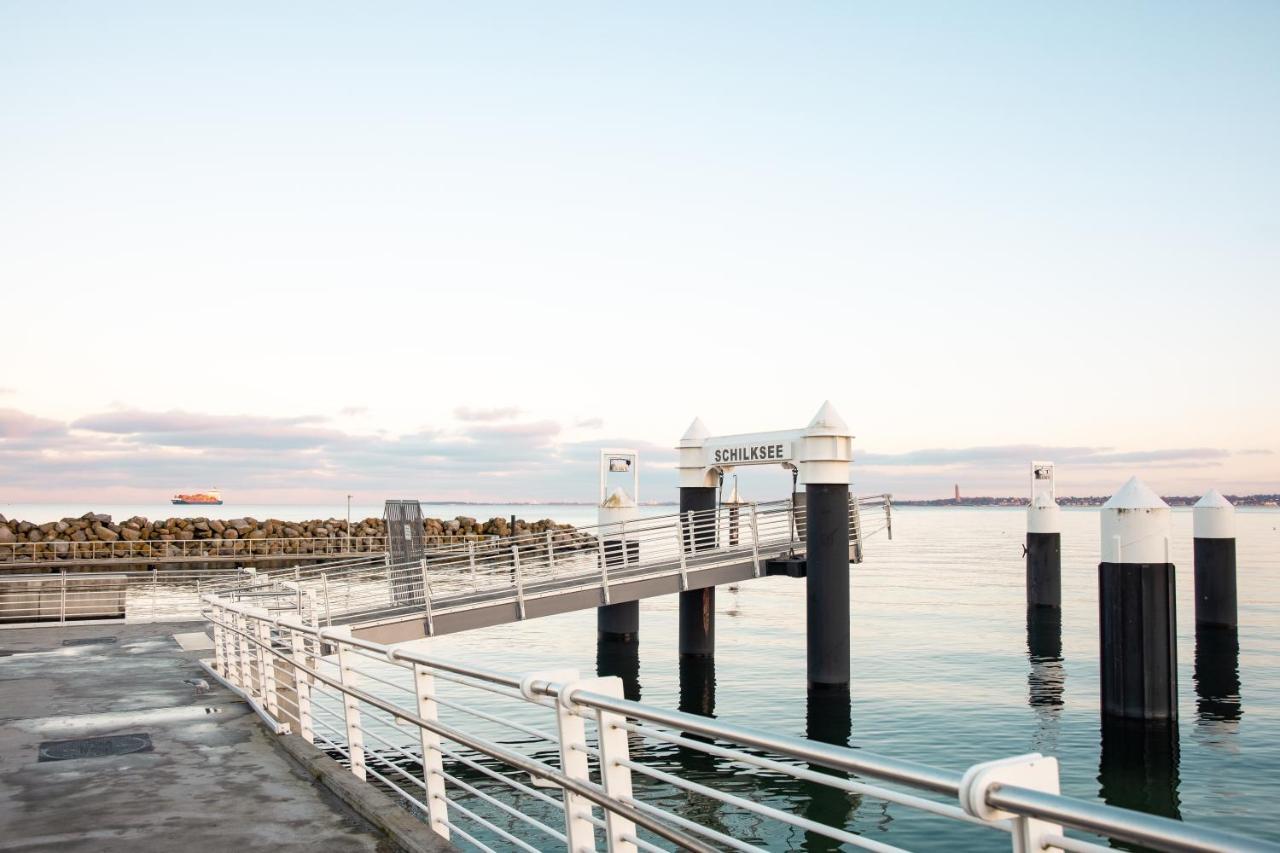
[201,592,1278,853]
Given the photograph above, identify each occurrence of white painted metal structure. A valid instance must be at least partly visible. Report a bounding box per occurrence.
[1028,461,1061,535]
[1100,476,1171,564]
[678,401,854,488]
[598,448,640,529]
[199,592,1280,853]
[1193,489,1236,540]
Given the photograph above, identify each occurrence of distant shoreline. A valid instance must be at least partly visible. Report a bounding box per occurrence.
[894,494,1280,508]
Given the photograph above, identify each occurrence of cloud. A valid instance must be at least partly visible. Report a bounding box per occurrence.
[339,406,368,417]
[858,444,1231,468]
[1239,449,1275,456]
[575,417,604,429]
[454,406,521,422]
[0,408,67,440]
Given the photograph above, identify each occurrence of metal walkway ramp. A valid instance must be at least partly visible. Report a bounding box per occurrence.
[227,496,891,644]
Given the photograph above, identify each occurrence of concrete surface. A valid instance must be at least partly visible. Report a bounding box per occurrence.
[0,621,404,852]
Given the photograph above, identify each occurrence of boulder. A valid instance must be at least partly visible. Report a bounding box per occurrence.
[0,526,14,544]
[120,527,141,542]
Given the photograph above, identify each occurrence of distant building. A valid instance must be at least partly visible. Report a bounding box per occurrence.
[954,484,960,501]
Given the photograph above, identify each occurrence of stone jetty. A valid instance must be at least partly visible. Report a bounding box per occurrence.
[0,512,581,561]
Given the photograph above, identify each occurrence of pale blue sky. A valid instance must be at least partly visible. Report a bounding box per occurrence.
[1,2,1277,501]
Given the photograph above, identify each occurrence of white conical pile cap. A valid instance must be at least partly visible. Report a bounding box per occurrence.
[805,400,851,436]
[1194,488,1235,539]
[602,486,636,508]
[1102,476,1168,510]
[1027,490,1061,533]
[680,417,710,447]
[1194,488,1233,509]
[1100,476,1171,563]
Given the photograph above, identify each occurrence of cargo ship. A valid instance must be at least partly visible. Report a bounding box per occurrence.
[172,489,223,506]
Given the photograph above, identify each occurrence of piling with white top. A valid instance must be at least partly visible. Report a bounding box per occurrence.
[1193,489,1237,629]
[1027,494,1062,608]
[802,402,853,691]
[677,419,717,657]
[598,452,641,643]
[1098,476,1178,721]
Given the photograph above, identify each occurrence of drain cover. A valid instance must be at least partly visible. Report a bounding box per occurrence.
[61,637,117,647]
[39,733,153,762]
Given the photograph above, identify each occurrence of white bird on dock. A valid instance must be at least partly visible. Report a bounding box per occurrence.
[183,678,210,694]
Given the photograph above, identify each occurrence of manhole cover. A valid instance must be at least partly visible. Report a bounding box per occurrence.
[39,733,153,762]
[61,637,117,647]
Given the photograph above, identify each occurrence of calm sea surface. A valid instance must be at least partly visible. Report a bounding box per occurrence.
[11,501,1278,848]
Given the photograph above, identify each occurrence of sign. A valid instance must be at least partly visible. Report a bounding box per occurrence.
[710,441,792,466]
[608,457,632,473]
[403,523,412,540]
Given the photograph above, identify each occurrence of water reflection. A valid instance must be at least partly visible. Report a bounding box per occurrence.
[1098,717,1181,825]
[678,655,717,719]
[1194,626,1242,731]
[1026,607,1064,754]
[800,689,863,851]
[595,638,642,701]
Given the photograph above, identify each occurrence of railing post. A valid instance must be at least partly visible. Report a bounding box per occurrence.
[331,628,367,781]
[468,542,477,589]
[59,570,67,623]
[850,496,865,564]
[583,676,637,853]
[236,609,255,696]
[420,558,435,636]
[322,573,332,626]
[674,514,689,591]
[256,617,280,719]
[546,530,555,571]
[884,494,893,541]
[749,504,761,578]
[412,661,451,840]
[512,545,526,620]
[527,669,595,853]
[211,601,226,675]
[287,624,314,743]
[959,753,1062,853]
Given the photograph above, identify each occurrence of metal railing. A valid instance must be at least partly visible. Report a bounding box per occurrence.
[0,535,393,565]
[0,568,243,624]
[201,595,1277,853]
[226,497,891,632]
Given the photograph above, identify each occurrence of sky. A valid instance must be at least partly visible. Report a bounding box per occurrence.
[1,2,1278,504]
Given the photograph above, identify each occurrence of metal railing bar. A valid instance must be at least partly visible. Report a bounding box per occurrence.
[440,770,567,845]
[1040,833,1113,853]
[619,758,908,853]
[439,816,499,853]
[619,796,764,853]
[619,720,1002,831]
[445,796,544,853]
[558,686,962,797]
[986,784,1280,853]
[206,610,716,853]
[435,743,566,811]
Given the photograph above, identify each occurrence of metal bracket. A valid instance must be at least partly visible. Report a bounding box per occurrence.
[959,753,1062,852]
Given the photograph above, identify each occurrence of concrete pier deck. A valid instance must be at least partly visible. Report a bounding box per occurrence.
[0,621,403,852]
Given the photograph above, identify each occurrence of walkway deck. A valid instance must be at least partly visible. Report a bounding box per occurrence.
[0,622,413,852]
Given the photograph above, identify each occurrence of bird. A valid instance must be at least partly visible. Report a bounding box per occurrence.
[183,678,211,694]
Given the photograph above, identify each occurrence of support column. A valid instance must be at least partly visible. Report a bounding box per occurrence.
[1099,476,1177,722]
[1026,492,1061,609]
[1193,489,1237,629]
[598,601,639,642]
[801,402,853,691]
[678,485,717,657]
[806,482,850,689]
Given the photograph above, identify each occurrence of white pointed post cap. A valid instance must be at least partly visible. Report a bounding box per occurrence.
[680,417,711,448]
[602,486,636,509]
[800,401,852,484]
[1027,490,1061,533]
[805,400,851,437]
[1100,476,1171,563]
[722,478,744,506]
[1102,476,1169,510]
[1193,488,1235,539]
[598,486,640,527]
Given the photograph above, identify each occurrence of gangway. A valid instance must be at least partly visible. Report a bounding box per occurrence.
[226,495,893,644]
